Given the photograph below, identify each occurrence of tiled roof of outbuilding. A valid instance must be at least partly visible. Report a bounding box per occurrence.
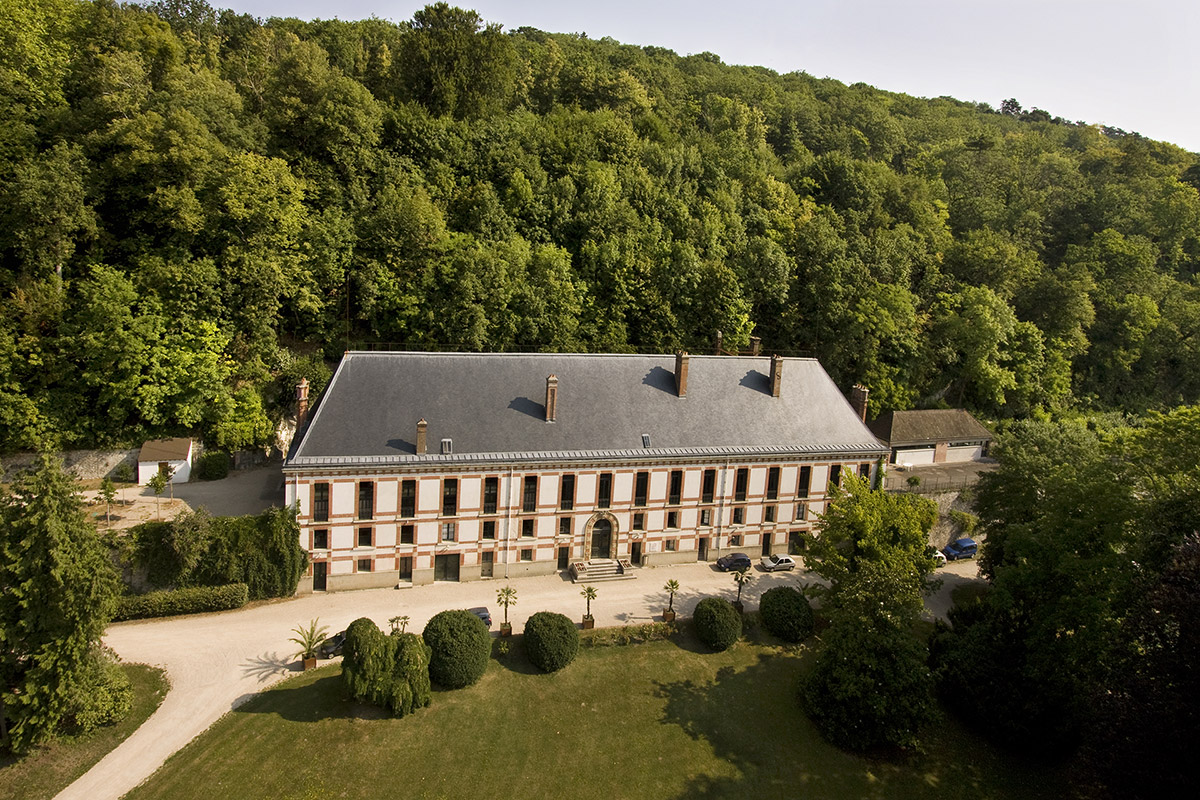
[867,409,992,446]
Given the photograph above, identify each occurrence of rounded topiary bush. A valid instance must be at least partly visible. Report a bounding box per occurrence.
[759,586,815,643]
[523,611,580,672]
[692,597,742,651]
[194,451,230,481]
[422,609,490,689]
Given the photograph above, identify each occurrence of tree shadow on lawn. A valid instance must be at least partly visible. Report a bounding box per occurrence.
[232,670,389,723]
[653,650,1066,800]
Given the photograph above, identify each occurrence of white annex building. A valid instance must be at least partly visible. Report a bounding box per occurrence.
[283,351,887,592]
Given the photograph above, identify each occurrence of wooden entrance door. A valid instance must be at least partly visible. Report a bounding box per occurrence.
[481,551,494,578]
[312,561,327,591]
[631,541,642,565]
[698,537,709,561]
[590,519,612,559]
[557,546,569,570]
[762,534,773,557]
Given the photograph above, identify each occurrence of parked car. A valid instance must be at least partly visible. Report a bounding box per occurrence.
[942,537,978,561]
[716,552,752,571]
[927,545,947,567]
[759,554,797,572]
[468,606,493,628]
[318,630,346,659]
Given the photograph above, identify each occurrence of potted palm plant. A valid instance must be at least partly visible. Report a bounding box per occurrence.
[290,618,329,670]
[732,568,753,614]
[663,579,680,622]
[497,585,517,636]
[581,585,597,629]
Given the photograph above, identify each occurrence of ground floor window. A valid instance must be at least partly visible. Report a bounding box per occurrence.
[729,534,741,547]
[520,548,534,562]
[665,539,677,551]
[357,558,372,572]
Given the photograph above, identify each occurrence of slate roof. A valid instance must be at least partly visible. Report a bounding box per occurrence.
[867,409,992,447]
[138,437,193,462]
[285,352,886,469]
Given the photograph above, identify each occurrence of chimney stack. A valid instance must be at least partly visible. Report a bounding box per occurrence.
[850,384,869,422]
[714,329,723,355]
[750,336,762,356]
[416,418,428,455]
[295,378,310,428]
[545,375,558,422]
[675,351,689,397]
[769,354,783,398]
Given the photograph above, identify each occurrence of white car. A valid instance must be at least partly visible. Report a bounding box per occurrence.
[759,554,797,572]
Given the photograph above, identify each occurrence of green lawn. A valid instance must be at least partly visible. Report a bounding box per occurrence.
[0,663,169,800]
[129,631,1065,800]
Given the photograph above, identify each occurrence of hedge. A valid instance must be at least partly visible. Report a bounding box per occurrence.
[114,583,249,621]
[422,610,490,689]
[523,612,579,672]
[194,451,230,481]
[693,597,742,651]
[759,586,815,643]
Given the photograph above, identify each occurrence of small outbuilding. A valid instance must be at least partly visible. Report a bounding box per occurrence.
[137,437,194,484]
[868,409,993,466]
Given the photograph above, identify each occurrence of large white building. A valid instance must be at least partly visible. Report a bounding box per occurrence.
[283,351,887,592]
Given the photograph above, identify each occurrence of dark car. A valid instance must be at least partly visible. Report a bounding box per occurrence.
[716,552,752,571]
[318,630,346,659]
[469,606,492,628]
[942,537,978,561]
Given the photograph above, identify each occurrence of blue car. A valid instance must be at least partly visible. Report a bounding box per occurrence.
[942,537,978,561]
[716,553,752,572]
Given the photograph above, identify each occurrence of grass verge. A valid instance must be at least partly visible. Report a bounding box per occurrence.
[0,663,169,800]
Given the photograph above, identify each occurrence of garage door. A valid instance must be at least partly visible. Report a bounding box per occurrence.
[894,447,935,466]
[946,445,984,463]
[433,554,460,581]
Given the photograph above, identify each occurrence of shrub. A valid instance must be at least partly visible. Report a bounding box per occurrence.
[759,586,815,643]
[422,609,490,689]
[387,632,432,717]
[692,597,742,651]
[194,451,230,481]
[113,583,248,620]
[61,645,134,733]
[523,611,579,672]
[343,620,431,717]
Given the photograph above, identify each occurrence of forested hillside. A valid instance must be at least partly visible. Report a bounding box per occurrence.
[3,0,1199,453]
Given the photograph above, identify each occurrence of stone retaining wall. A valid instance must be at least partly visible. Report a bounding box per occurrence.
[2,448,138,481]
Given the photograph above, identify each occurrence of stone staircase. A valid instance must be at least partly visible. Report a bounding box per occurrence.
[570,558,637,584]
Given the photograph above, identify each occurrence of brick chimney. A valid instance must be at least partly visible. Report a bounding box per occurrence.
[675,351,689,397]
[849,384,869,422]
[750,336,762,356]
[769,355,783,398]
[416,418,428,455]
[545,375,558,422]
[295,378,310,428]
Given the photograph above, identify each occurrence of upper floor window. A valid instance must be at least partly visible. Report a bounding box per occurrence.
[441,522,456,541]
[523,475,538,513]
[859,462,870,478]
[829,465,842,491]
[358,481,374,520]
[797,466,811,498]
[400,479,416,518]
[634,471,649,507]
[483,477,498,514]
[313,483,329,522]
[560,474,575,510]
[668,470,683,505]
[357,526,372,547]
[735,468,749,502]
[482,520,496,540]
[702,469,716,504]
[313,528,329,549]
[766,467,780,501]
[442,479,458,516]
[597,473,612,509]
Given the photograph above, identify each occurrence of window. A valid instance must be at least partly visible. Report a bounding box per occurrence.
[795,503,807,522]
[797,466,811,498]
[667,510,679,529]
[735,468,749,502]
[357,558,372,573]
[560,474,575,510]
[440,522,456,541]
[520,548,533,562]
[357,481,374,520]
[729,534,741,547]
[669,470,683,505]
[521,519,535,538]
[700,509,711,526]
[859,462,870,478]
[483,477,498,514]
[598,473,612,508]
[767,467,780,500]
[665,539,676,552]
[829,465,842,491]
[400,524,415,545]
[633,512,645,531]
[357,526,372,547]
[765,505,776,523]
[442,479,458,516]
[400,479,416,518]
[733,507,744,525]
[634,471,649,507]
[523,475,538,512]
[558,517,571,537]
[313,482,329,522]
[313,529,328,549]
[482,520,496,540]
[702,469,716,503]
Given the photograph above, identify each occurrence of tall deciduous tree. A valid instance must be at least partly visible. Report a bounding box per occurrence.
[0,455,121,752]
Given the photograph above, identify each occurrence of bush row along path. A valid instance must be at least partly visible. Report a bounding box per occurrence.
[54,558,982,800]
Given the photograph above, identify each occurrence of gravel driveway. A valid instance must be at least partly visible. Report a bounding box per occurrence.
[55,558,983,800]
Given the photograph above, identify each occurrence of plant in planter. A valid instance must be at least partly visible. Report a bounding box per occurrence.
[581,585,597,629]
[389,615,409,634]
[663,579,680,622]
[496,585,517,636]
[732,568,754,613]
[290,618,330,670]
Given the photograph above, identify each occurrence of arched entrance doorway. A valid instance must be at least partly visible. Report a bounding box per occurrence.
[590,518,613,560]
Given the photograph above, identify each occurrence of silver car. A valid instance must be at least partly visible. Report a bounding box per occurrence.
[759,554,797,572]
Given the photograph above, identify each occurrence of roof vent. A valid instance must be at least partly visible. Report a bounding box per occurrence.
[440,438,453,455]
[641,433,652,447]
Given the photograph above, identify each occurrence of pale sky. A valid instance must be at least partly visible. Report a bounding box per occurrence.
[225,0,1200,154]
